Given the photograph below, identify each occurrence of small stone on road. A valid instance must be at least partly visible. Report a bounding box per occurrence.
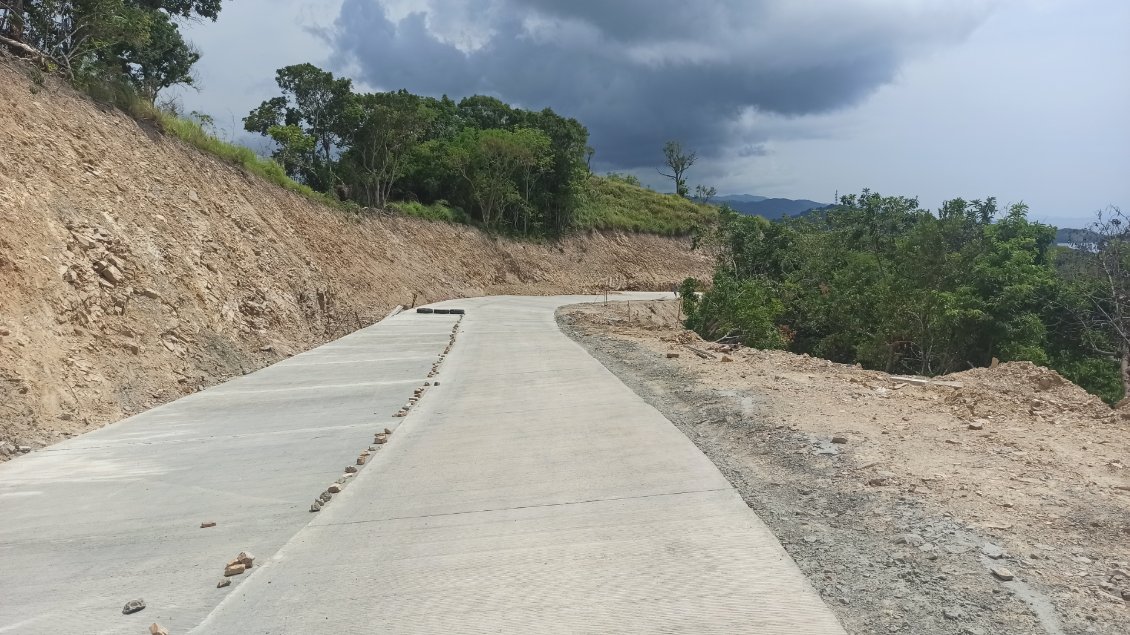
[122,599,145,614]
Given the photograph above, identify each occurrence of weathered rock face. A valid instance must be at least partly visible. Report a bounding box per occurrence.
[0,60,711,456]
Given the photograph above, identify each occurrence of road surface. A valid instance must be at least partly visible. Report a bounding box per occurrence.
[0,294,844,634]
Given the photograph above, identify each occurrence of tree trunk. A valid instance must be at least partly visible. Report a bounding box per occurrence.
[0,32,44,60]
[1121,345,1130,398]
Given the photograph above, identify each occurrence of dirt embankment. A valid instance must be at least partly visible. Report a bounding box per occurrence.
[0,60,710,456]
[561,300,1130,635]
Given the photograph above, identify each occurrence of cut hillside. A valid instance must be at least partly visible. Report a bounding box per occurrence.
[0,60,711,456]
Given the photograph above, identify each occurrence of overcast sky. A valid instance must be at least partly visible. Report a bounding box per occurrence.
[172,0,1128,227]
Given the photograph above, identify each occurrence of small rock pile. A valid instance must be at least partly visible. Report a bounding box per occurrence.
[943,361,1115,422]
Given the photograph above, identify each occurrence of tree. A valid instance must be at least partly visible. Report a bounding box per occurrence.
[694,184,717,205]
[445,127,553,229]
[112,9,199,101]
[658,140,696,198]
[2,1,217,93]
[138,0,221,20]
[244,64,354,189]
[1060,206,1130,397]
[340,90,436,207]
[457,95,518,130]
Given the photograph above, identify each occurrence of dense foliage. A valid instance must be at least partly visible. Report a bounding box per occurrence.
[682,193,1128,403]
[0,0,215,100]
[244,64,593,235]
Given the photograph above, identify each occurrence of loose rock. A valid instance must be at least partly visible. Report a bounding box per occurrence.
[200,521,216,529]
[981,543,1006,559]
[991,566,1015,581]
[236,552,255,568]
[217,578,231,588]
[895,533,926,547]
[328,483,343,494]
[223,563,246,577]
[149,623,169,635]
[831,435,849,444]
[122,599,146,615]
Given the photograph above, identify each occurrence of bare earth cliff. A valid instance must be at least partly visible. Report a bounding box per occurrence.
[0,61,710,454]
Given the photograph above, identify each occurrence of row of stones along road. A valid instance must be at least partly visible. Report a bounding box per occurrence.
[307,312,463,515]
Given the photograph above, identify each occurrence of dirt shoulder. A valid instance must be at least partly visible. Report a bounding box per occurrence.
[559,299,1130,635]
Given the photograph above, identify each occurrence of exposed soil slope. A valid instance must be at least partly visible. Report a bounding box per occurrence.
[0,61,710,456]
[561,300,1129,635]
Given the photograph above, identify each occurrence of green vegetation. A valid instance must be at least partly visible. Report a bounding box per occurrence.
[388,201,468,224]
[1,1,216,100]
[576,175,717,235]
[242,64,598,236]
[239,63,721,237]
[683,195,1128,404]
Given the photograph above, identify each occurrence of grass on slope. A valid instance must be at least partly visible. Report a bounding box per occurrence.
[575,176,718,235]
[79,78,340,207]
[156,115,339,205]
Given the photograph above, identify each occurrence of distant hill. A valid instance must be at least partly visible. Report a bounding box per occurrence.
[715,194,768,204]
[714,195,829,220]
[1056,227,1099,245]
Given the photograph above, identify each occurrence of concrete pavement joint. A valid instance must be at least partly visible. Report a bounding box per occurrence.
[318,486,735,527]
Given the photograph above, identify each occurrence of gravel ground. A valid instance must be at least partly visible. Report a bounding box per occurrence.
[560,304,1130,635]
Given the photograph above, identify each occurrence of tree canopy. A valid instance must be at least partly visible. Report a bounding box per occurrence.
[244,64,592,235]
[0,0,216,100]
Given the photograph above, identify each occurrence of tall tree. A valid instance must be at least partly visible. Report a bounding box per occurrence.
[340,90,436,208]
[1061,206,1130,396]
[658,140,696,198]
[244,64,354,190]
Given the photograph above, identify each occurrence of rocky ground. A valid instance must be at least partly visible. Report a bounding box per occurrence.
[559,299,1130,635]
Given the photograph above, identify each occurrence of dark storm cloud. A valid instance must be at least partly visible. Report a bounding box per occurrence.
[327,0,992,168]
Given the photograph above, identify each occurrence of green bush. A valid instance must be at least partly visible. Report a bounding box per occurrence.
[685,272,787,349]
[389,201,469,224]
[1051,355,1125,405]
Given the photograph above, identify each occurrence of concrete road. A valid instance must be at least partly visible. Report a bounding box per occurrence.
[0,294,844,634]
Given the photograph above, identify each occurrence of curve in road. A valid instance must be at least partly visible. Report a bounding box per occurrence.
[0,294,845,634]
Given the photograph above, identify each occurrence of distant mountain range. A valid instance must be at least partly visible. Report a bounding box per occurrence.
[714,195,829,220]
